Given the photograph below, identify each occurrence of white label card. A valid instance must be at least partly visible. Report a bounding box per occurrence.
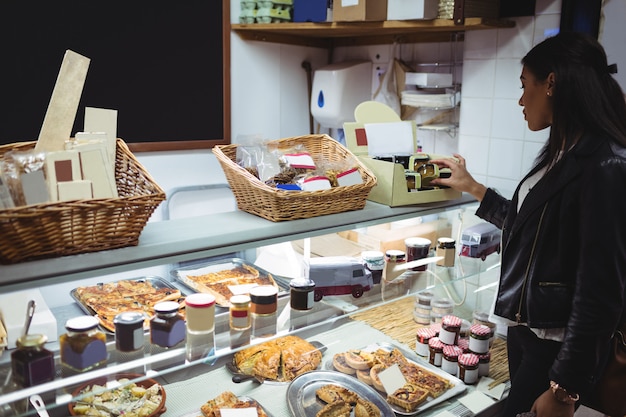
[341,0,359,6]
[378,363,407,394]
[227,284,258,295]
[364,121,415,157]
[458,391,495,414]
[219,408,257,417]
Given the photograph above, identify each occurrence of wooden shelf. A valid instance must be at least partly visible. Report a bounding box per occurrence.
[231,18,515,47]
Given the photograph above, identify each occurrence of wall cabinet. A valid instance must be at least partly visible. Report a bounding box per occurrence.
[0,195,508,417]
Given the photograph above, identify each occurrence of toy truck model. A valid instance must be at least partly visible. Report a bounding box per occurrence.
[308,256,374,301]
[460,222,502,261]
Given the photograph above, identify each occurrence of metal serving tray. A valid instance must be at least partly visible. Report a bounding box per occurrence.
[171,257,290,308]
[178,396,273,417]
[70,275,182,333]
[324,342,466,415]
[287,370,395,417]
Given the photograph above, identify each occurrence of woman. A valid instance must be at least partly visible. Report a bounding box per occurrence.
[431,32,626,417]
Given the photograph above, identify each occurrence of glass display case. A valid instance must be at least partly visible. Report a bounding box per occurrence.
[0,195,508,417]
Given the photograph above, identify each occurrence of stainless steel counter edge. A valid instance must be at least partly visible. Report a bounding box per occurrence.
[0,194,476,291]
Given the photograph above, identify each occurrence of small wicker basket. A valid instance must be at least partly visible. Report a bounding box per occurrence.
[213,134,377,222]
[0,139,165,264]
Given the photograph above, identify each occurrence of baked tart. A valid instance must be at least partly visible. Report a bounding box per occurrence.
[344,350,375,370]
[387,383,429,412]
[332,353,356,375]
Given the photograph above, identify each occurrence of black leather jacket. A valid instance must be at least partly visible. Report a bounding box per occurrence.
[475,135,626,396]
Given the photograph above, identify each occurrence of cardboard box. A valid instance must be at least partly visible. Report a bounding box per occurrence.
[343,101,462,206]
[387,0,438,21]
[333,0,388,22]
[338,218,452,253]
[294,0,329,22]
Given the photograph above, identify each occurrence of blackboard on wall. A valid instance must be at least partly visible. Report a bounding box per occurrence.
[0,1,225,149]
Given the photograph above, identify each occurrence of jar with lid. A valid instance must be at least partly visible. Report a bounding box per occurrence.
[405,237,431,271]
[60,316,107,372]
[415,327,436,357]
[431,298,454,323]
[477,352,491,377]
[150,301,185,348]
[114,312,145,352]
[439,315,462,345]
[229,294,251,331]
[11,334,55,387]
[428,337,444,367]
[436,237,456,267]
[185,293,216,334]
[384,249,405,282]
[250,285,278,316]
[469,323,492,354]
[441,345,463,377]
[290,278,315,311]
[458,353,480,384]
[361,251,384,284]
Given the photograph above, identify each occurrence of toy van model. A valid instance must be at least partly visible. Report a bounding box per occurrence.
[460,222,502,261]
[308,256,374,301]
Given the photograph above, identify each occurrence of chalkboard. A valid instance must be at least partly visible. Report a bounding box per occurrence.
[0,1,227,151]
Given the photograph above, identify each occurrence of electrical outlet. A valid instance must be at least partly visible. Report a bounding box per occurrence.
[368,46,391,64]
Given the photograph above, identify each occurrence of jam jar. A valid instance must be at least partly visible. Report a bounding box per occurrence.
[11,334,55,387]
[415,327,437,357]
[436,237,456,267]
[441,344,463,377]
[60,316,107,372]
[185,293,216,334]
[439,315,462,345]
[469,323,492,354]
[249,285,278,316]
[114,312,145,352]
[289,278,315,311]
[428,337,444,367]
[458,353,480,384]
[229,294,251,331]
[150,301,185,348]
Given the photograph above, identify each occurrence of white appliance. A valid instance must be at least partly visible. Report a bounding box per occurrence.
[311,61,372,128]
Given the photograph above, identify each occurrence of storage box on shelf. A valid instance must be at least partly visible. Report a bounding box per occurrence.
[0,139,165,264]
[213,134,377,222]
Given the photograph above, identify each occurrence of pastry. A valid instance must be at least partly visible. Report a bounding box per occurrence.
[316,400,352,417]
[387,383,429,412]
[316,384,359,404]
[201,391,268,417]
[233,335,322,382]
[401,362,450,398]
[332,353,356,375]
[356,368,373,385]
[355,399,381,417]
[369,364,386,392]
[344,349,374,370]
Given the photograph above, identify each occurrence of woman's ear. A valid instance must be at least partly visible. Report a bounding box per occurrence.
[546,72,556,94]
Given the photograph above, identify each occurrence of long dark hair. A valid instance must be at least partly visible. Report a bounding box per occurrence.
[521,32,626,167]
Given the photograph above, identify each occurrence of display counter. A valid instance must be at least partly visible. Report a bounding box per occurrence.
[0,195,510,416]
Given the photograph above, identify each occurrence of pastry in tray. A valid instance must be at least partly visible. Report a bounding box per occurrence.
[315,384,381,417]
[72,277,183,332]
[232,335,323,382]
[201,391,269,417]
[176,261,279,307]
[330,346,452,410]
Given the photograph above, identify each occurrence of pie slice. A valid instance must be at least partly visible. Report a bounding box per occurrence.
[387,383,429,412]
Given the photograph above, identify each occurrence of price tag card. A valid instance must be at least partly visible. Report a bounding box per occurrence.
[378,363,407,394]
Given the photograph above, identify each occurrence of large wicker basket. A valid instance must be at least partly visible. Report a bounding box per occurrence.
[0,139,165,264]
[213,134,377,222]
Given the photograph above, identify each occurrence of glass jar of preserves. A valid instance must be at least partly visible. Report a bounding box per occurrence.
[150,301,185,348]
[428,337,444,367]
[249,285,278,316]
[469,323,492,354]
[60,316,107,372]
[185,293,216,334]
[229,294,251,331]
[114,312,145,352]
[458,353,480,384]
[435,237,456,267]
[415,327,436,357]
[441,344,463,377]
[361,251,384,285]
[11,334,55,387]
[439,315,462,345]
[290,278,315,311]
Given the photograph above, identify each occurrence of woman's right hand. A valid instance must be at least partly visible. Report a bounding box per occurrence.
[429,154,488,201]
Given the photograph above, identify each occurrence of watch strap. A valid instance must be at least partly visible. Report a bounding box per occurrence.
[550,380,580,404]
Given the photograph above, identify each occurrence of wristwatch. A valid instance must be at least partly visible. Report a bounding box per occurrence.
[550,380,580,404]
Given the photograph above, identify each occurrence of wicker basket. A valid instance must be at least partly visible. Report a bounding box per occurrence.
[213,134,377,222]
[0,139,165,264]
